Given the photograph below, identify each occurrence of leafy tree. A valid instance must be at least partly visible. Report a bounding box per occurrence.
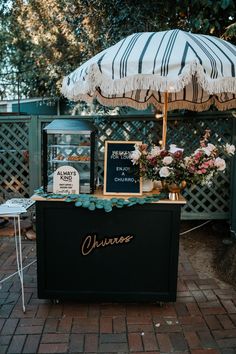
[0,0,15,98]
[223,22,236,41]
[0,0,235,99]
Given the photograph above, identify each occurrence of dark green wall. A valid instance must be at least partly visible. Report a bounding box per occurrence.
[12,101,58,115]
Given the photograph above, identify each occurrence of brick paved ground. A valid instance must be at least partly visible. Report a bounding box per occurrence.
[0,235,236,354]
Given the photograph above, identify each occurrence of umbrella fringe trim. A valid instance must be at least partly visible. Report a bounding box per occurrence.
[62,61,236,100]
[74,91,236,112]
[88,62,235,94]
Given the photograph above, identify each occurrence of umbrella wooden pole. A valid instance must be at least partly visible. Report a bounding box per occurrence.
[162,92,168,149]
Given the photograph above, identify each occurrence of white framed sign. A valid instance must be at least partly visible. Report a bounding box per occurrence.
[53,166,79,195]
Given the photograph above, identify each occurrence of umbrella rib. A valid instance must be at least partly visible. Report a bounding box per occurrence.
[178,42,203,75]
[188,33,218,78]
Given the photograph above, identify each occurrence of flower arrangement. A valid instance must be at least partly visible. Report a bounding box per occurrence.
[130,130,235,190]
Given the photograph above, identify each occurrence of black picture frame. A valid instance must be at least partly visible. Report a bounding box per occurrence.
[103,140,142,195]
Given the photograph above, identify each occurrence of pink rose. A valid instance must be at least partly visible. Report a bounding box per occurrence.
[194,151,202,160]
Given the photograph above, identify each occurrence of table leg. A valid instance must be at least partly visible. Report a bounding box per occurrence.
[13,215,25,313]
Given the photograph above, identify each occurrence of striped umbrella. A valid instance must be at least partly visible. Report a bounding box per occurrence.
[61,29,236,147]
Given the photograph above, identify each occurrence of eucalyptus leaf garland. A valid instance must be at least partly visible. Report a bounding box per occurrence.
[34,188,167,212]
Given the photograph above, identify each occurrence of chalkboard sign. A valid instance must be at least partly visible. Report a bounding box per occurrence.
[104,141,142,195]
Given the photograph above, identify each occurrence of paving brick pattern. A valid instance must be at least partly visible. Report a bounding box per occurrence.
[0,237,236,353]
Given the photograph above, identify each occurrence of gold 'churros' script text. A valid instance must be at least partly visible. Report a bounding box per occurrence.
[81,234,134,256]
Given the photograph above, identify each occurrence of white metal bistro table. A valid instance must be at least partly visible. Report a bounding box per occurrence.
[0,198,35,313]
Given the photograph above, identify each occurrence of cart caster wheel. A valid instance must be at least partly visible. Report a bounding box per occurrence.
[51,299,60,304]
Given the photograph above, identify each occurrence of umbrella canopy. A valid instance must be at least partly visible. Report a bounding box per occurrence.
[61,29,236,146]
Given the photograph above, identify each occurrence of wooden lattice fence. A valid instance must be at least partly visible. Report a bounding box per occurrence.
[0,117,31,201]
[0,112,235,222]
[93,113,234,220]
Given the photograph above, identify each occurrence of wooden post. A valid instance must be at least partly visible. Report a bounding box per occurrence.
[162,92,168,149]
[28,116,40,195]
[17,73,20,115]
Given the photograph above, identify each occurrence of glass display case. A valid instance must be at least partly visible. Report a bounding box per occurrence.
[43,119,96,194]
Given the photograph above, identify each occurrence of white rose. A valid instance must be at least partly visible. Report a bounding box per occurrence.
[202,143,216,156]
[163,156,173,165]
[202,147,211,156]
[225,143,235,155]
[130,149,141,164]
[206,143,216,152]
[150,146,161,157]
[169,144,184,153]
[159,166,171,177]
[214,157,226,171]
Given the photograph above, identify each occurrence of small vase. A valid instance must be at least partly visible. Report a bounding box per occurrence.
[142,178,154,192]
[167,181,186,201]
[168,183,181,201]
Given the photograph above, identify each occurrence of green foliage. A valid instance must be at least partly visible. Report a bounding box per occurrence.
[223,22,236,41]
[35,187,167,212]
[0,0,235,99]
